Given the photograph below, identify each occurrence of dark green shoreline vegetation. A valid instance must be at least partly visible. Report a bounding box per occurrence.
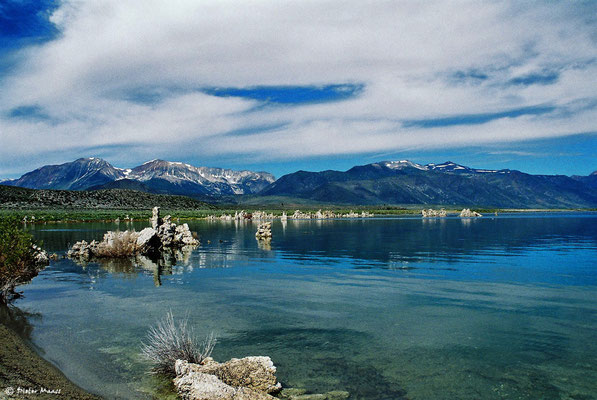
[0,218,48,303]
[0,220,101,398]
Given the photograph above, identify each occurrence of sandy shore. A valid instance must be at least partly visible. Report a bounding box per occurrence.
[0,322,102,400]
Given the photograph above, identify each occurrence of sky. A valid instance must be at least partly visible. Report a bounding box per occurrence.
[0,0,596,180]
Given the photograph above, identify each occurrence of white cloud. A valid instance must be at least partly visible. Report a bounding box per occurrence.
[0,0,596,175]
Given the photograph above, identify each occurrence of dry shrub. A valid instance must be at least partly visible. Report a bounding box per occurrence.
[95,230,138,257]
[141,311,216,375]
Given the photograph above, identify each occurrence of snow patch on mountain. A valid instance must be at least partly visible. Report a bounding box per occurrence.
[383,160,428,170]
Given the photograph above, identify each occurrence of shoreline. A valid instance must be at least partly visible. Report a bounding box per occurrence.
[0,315,102,400]
[1,207,595,224]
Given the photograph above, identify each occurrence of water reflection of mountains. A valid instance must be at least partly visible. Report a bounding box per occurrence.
[271,215,597,267]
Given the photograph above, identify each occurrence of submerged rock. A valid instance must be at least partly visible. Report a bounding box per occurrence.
[290,395,327,400]
[279,388,307,398]
[279,392,349,400]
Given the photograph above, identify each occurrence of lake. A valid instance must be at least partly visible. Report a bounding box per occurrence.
[8,213,597,399]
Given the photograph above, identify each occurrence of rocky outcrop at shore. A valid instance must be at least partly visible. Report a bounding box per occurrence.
[174,357,281,400]
[32,244,50,266]
[174,357,351,400]
[421,209,447,218]
[68,207,198,260]
[459,208,482,218]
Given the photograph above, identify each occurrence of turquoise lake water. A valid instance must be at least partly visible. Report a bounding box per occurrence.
[8,213,597,399]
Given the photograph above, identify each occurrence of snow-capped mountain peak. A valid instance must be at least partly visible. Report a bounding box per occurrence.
[4,158,275,195]
[383,160,428,170]
[123,159,275,195]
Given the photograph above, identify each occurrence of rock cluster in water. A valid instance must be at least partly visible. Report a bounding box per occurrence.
[421,208,447,218]
[174,357,281,400]
[255,222,272,240]
[207,209,374,221]
[68,207,198,260]
[459,208,482,218]
[291,209,374,219]
[31,244,50,266]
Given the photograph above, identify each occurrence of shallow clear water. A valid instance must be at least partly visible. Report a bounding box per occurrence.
[9,214,597,399]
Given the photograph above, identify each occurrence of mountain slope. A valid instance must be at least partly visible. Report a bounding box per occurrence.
[0,185,213,209]
[126,160,275,195]
[5,158,275,196]
[4,158,126,190]
[261,161,597,208]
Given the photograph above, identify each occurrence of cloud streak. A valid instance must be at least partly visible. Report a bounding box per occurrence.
[0,0,596,176]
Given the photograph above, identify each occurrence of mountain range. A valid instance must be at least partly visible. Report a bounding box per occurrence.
[2,158,275,197]
[262,160,597,208]
[2,158,597,208]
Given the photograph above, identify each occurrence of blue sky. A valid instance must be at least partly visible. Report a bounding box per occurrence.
[0,0,596,179]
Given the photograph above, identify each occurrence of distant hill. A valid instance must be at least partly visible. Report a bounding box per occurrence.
[0,185,214,210]
[261,161,597,208]
[3,158,275,196]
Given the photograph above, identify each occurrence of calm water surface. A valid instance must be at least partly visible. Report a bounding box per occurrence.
[9,213,597,399]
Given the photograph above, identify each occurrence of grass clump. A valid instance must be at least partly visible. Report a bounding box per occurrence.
[0,218,43,302]
[141,311,216,376]
[94,231,138,258]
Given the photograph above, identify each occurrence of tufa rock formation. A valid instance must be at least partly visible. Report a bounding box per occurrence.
[459,208,482,218]
[255,222,272,240]
[32,244,50,266]
[207,209,374,221]
[68,207,198,260]
[174,357,281,400]
[421,209,447,218]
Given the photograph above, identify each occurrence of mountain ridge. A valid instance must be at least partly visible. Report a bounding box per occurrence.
[260,160,597,208]
[3,158,597,208]
[3,158,275,196]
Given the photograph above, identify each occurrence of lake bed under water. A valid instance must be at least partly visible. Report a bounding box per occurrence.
[8,213,597,399]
